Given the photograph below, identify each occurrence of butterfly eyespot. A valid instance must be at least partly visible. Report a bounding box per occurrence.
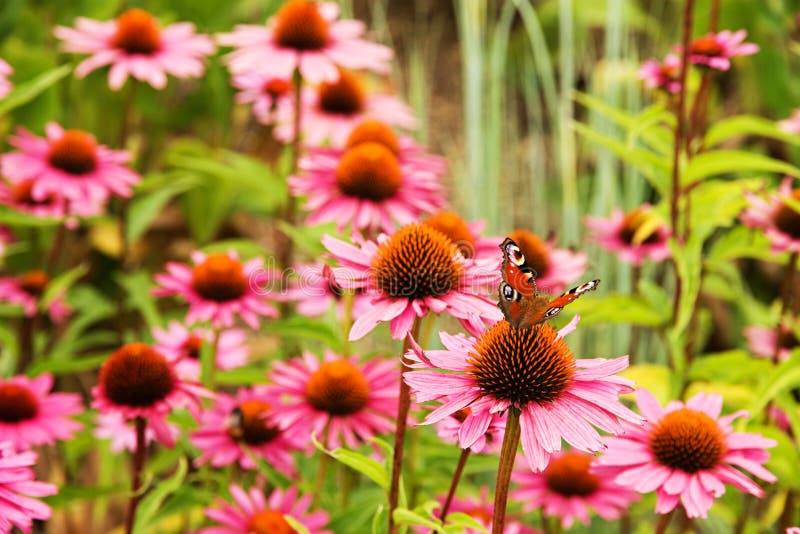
[544,307,562,318]
[501,283,516,300]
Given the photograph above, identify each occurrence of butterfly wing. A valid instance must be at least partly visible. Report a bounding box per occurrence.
[499,238,537,297]
[498,279,600,328]
[533,279,601,323]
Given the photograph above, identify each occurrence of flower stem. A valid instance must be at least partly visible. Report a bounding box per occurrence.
[774,251,798,363]
[201,328,221,390]
[439,447,471,525]
[388,316,423,534]
[654,509,675,534]
[277,68,303,276]
[341,292,354,358]
[629,265,642,364]
[491,407,521,534]
[312,421,332,508]
[46,224,67,274]
[125,417,147,534]
[17,315,36,374]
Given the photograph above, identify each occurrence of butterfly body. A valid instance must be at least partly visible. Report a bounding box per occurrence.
[498,238,599,328]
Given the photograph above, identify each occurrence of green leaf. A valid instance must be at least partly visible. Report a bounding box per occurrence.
[566,292,669,327]
[43,484,123,508]
[132,457,188,534]
[329,448,389,489]
[392,508,445,533]
[241,446,292,488]
[704,115,800,148]
[0,205,62,227]
[126,174,199,243]
[201,239,268,259]
[41,264,88,309]
[684,150,800,187]
[445,512,489,533]
[216,366,270,386]
[117,271,162,330]
[707,225,776,264]
[263,317,342,351]
[0,64,72,116]
[688,178,763,242]
[26,353,107,377]
[746,351,800,416]
[688,350,772,384]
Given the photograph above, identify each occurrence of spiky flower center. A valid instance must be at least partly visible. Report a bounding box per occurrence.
[0,383,39,422]
[181,335,203,360]
[508,229,550,278]
[273,0,330,51]
[100,342,175,408]
[469,321,575,405]
[618,208,662,245]
[229,399,281,445]
[544,452,601,497]
[649,408,727,473]
[10,179,56,207]
[372,224,463,299]
[305,360,370,416]
[17,270,49,297]
[346,119,400,155]
[690,35,724,57]
[47,130,98,175]
[774,189,800,240]
[191,254,249,302]
[112,9,162,55]
[246,510,294,534]
[424,211,475,258]
[335,143,402,201]
[318,70,365,115]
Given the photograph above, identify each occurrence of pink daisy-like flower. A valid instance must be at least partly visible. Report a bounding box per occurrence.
[282,262,371,319]
[0,59,12,99]
[743,323,799,362]
[741,177,800,253]
[0,373,82,450]
[266,351,398,449]
[684,30,759,71]
[594,389,777,519]
[0,179,73,221]
[779,109,800,135]
[0,270,71,323]
[585,205,671,266]
[93,412,179,454]
[273,69,416,147]
[191,388,304,473]
[290,120,445,234]
[405,316,643,473]
[153,250,279,329]
[217,0,391,84]
[638,54,682,94]
[424,211,500,262]
[434,407,506,455]
[92,342,210,447]
[152,320,249,381]
[507,229,587,294]
[1,123,139,216]
[54,8,215,91]
[511,450,639,528]
[421,487,538,534]
[0,442,57,534]
[323,223,502,341]
[232,73,292,124]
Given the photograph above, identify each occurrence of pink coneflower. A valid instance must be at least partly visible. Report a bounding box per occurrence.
[217,0,391,83]
[92,342,210,447]
[282,262,370,318]
[191,388,303,473]
[638,54,682,94]
[741,177,800,254]
[779,109,800,135]
[54,8,215,90]
[232,73,292,124]
[0,270,71,323]
[422,488,538,534]
[585,205,671,266]
[684,30,759,71]
[266,351,398,449]
[0,179,71,221]
[424,211,500,261]
[201,485,331,534]
[0,441,57,534]
[323,223,502,340]
[0,123,139,216]
[594,389,777,519]
[743,323,798,362]
[405,317,643,472]
[511,450,639,528]
[154,250,279,329]
[434,407,506,454]
[152,320,249,381]
[93,412,179,454]
[290,120,445,234]
[0,373,82,450]
[0,59,12,99]
[507,229,587,293]
[273,70,416,147]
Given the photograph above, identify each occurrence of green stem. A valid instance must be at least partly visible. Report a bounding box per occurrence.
[201,328,221,390]
[491,407,521,534]
[312,421,332,508]
[439,448,471,525]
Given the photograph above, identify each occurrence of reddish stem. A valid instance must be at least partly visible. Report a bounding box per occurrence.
[125,417,147,534]
[439,447,471,525]
[774,252,798,363]
[491,407,521,534]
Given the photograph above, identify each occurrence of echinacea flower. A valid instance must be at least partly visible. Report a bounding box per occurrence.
[152,320,249,381]
[585,205,671,266]
[281,262,370,318]
[218,0,391,83]
[92,342,210,447]
[744,323,799,362]
[0,373,82,450]
[421,487,538,534]
[266,351,398,449]
[290,120,445,234]
[424,211,500,261]
[154,250,279,329]
[594,389,777,519]
[685,30,759,71]
[779,109,800,135]
[323,223,502,340]
[405,317,643,473]
[93,412,179,454]
[0,179,73,221]
[511,451,639,528]
[638,54,682,94]
[0,441,57,534]
[54,8,215,90]
[232,73,292,124]
[507,228,587,294]
[201,485,331,534]
[273,69,416,147]
[191,388,304,473]
[741,177,800,253]
[0,59,12,99]
[1,123,139,216]
[0,270,71,323]
[434,408,506,454]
